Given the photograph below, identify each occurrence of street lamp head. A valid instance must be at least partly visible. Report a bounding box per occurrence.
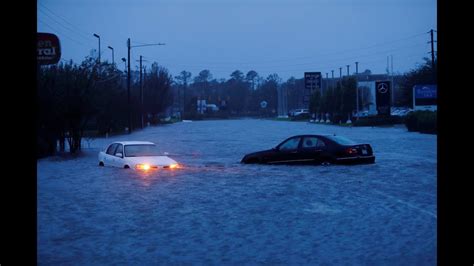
[93,33,100,38]
[122,58,126,62]
[108,46,113,50]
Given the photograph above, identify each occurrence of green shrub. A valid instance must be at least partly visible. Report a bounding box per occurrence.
[353,116,403,126]
[405,111,437,134]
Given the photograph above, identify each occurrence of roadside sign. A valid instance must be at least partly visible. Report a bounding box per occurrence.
[304,72,321,89]
[37,32,61,65]
[303,72,321,108]
[413,84,437,111]
[375,81,391,116]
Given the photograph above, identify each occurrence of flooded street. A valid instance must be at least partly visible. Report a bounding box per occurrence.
[38,119,437,265]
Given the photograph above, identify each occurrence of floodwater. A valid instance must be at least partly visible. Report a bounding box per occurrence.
[38,119,437,265]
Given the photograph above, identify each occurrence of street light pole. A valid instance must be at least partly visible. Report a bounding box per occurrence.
[93,34,100,63]
[325,73,328,92]
[331,70,334,87]
[108,46,114,65]
[121,57,126,72]
[127,38,132,134]
[355,62,359,120]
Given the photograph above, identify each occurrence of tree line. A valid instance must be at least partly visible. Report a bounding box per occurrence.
[37,55,434,157]
[37,57,174,157]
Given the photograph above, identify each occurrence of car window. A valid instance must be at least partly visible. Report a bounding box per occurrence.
[115,144,123,156]
[279,137,301,151]
[302,137,325,149]
[326,135,357,145]
[316,138,326,147]
[106,143,119,155]
[124,144,161,157]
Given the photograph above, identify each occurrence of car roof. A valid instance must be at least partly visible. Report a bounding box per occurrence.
[111,141,155,145]
[288,134,332,138]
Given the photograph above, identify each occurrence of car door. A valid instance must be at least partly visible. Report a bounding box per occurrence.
[112,144,125,167]
[104,143,119,167]
[299,136,327,164]
[270,136,303,164]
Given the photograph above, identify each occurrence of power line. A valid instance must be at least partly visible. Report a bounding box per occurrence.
[155,52,425,79]
[148,43,425,74]
[164,31,427,65]
[153,36,426,69]
[38,2,94,41]
[38,8,94,44]
[38,19,90,47]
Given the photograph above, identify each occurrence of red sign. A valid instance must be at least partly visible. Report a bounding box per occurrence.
[37,32,61,65]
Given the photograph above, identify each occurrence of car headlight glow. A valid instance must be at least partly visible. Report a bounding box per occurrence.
[169,163,179,169]
[135,164,151,170]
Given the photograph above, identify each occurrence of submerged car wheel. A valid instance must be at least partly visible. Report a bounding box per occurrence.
[320,157,333,166]
[99,161,104,166]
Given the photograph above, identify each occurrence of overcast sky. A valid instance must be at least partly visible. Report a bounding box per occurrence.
[37,0,437,81]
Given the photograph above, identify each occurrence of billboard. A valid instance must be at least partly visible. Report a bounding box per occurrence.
[413,85,437,110]
[375,81,391,116]
[304,72,322,89]
[303,72,321,108]
[37,32,61,65]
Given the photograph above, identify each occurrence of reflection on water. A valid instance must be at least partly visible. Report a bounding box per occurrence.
[38,119,436,265]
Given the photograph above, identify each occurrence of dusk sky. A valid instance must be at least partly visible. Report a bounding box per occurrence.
[37,0,437,81]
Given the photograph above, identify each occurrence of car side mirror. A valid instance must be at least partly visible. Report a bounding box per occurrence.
[115,152,123,158]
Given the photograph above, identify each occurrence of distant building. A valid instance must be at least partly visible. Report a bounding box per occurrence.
[291,71,404,111]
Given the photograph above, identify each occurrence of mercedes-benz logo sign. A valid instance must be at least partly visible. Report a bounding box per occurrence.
[378,83,388,94]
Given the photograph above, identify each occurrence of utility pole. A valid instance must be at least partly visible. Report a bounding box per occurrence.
[346,65,350,76]
[126,39,165,134]
[144,66,147,124]
[339,67,343,122]
[429,29,436,83]
[136,56,148,129]
[140,56,143,129]
[331,70,334,88]
[325,73,328,92]
[355,62,359,120]
[391,55,394,106]
[127,38,131,134]
[183,81,186,119]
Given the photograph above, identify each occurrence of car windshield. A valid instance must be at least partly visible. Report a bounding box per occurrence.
[325,135,357,145]
[124,144,162,157]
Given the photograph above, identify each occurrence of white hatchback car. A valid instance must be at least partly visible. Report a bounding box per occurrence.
[98,141,179,170]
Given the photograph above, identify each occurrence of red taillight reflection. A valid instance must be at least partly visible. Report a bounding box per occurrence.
[346,148,358,155]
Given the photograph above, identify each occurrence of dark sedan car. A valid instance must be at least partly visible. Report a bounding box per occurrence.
[241,134,375,165]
